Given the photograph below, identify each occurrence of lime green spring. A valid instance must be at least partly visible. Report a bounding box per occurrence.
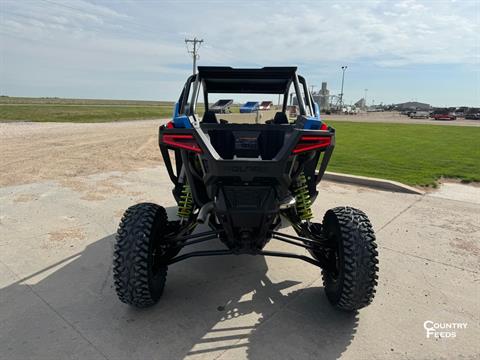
[293,173,313,221]
[177,183,194,219]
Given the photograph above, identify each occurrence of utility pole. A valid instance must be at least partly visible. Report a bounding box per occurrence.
[339,66,347,108]
[185,37,204,75]
[310,85,316,94]
[364,88,368,110]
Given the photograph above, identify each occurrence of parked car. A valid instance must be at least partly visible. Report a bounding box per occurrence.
[409,111,430,119]
[342,106,358,115]
[465,108,480,120]
[400,110,416,116]
[431,109,456,120]
[454,107,468,118]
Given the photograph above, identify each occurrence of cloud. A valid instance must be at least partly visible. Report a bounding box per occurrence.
[2,0,478,67]
[188,0,478,67]
[0,0,478,101]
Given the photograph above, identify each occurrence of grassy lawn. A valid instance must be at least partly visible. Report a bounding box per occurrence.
[0,97,242,122]
[0,96,171,106]
[0,104,174,122]
[326,121,480,186]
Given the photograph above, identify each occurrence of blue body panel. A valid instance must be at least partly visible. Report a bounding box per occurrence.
[303,116,322,130]
[303,103,322,130]
[172,102,192,128]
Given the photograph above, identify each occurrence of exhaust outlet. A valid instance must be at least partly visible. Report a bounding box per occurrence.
[197,202,214,224]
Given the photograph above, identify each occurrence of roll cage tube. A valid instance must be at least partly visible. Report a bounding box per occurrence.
[299,76,314,117]
[293,72,307,116]
[187,75,203,128]
[179,75,195,115]
[282,81,291,113]
[202,79,208,113]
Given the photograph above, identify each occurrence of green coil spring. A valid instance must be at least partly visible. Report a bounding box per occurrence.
[293,173,313,221]
[177,183,194,219]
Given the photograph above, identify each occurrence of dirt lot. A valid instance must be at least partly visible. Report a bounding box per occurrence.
[0,120,167,187]
[1,120,479,359]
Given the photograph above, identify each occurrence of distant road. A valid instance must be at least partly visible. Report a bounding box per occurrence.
[323,111,480,127]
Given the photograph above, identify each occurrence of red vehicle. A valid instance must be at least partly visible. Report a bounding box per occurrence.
[431,109,456,120]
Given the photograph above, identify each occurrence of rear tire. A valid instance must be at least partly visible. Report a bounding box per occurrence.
[113,203,170,308]
[321,206,379,311]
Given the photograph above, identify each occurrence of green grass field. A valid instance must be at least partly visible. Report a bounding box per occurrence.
[0,104,173,122]
[326,121,480,186]
[0,97,229,122]
[0,96,171,106]
[0,96,175,122]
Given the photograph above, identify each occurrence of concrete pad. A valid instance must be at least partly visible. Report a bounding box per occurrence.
[0,260,18,288]
[1,165,479,359]
[0,167,177,279]
[430,182,480,205]
[0,281,106,360]
[378,195,480,272]
[312,180,421,231]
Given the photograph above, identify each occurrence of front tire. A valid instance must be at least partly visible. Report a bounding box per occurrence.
[322,207,379,311]
[113,203,170,308]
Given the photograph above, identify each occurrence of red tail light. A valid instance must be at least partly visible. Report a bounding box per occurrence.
[292,135,331,154]
[162,134,202,153]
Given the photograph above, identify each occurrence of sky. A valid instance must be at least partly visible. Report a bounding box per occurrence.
[1,0,479,107]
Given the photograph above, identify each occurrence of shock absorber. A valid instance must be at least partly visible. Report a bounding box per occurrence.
[177,183,194,220]
[293,172,313,221]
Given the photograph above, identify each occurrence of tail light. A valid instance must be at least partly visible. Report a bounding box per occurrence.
[161,134,202,153]
[292,135,331,154]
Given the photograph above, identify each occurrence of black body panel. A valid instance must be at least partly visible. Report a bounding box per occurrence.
[198,66,297,94]
[159,123,335,251]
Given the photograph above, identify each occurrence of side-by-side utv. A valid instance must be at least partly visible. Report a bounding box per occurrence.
[113,67,379,311]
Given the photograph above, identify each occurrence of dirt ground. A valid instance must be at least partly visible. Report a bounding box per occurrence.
[0,120,167,187]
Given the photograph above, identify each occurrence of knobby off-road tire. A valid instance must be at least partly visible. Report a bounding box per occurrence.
[113,202,170,308]
[322,206,379,311]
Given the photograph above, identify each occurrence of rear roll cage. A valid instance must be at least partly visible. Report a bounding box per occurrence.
[177,71,317,120]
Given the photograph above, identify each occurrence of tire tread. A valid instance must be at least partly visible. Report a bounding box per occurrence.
[113,203,168,308]
[322,206,379,311]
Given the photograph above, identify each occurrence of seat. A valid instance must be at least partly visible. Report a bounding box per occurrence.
[202,111,219,124]
[272,112,288,125]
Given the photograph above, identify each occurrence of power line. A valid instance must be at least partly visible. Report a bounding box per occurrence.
[185,37,203,75]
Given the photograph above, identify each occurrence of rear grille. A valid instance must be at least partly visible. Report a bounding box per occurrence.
[208,129,285,160]
[223,186,273,209]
